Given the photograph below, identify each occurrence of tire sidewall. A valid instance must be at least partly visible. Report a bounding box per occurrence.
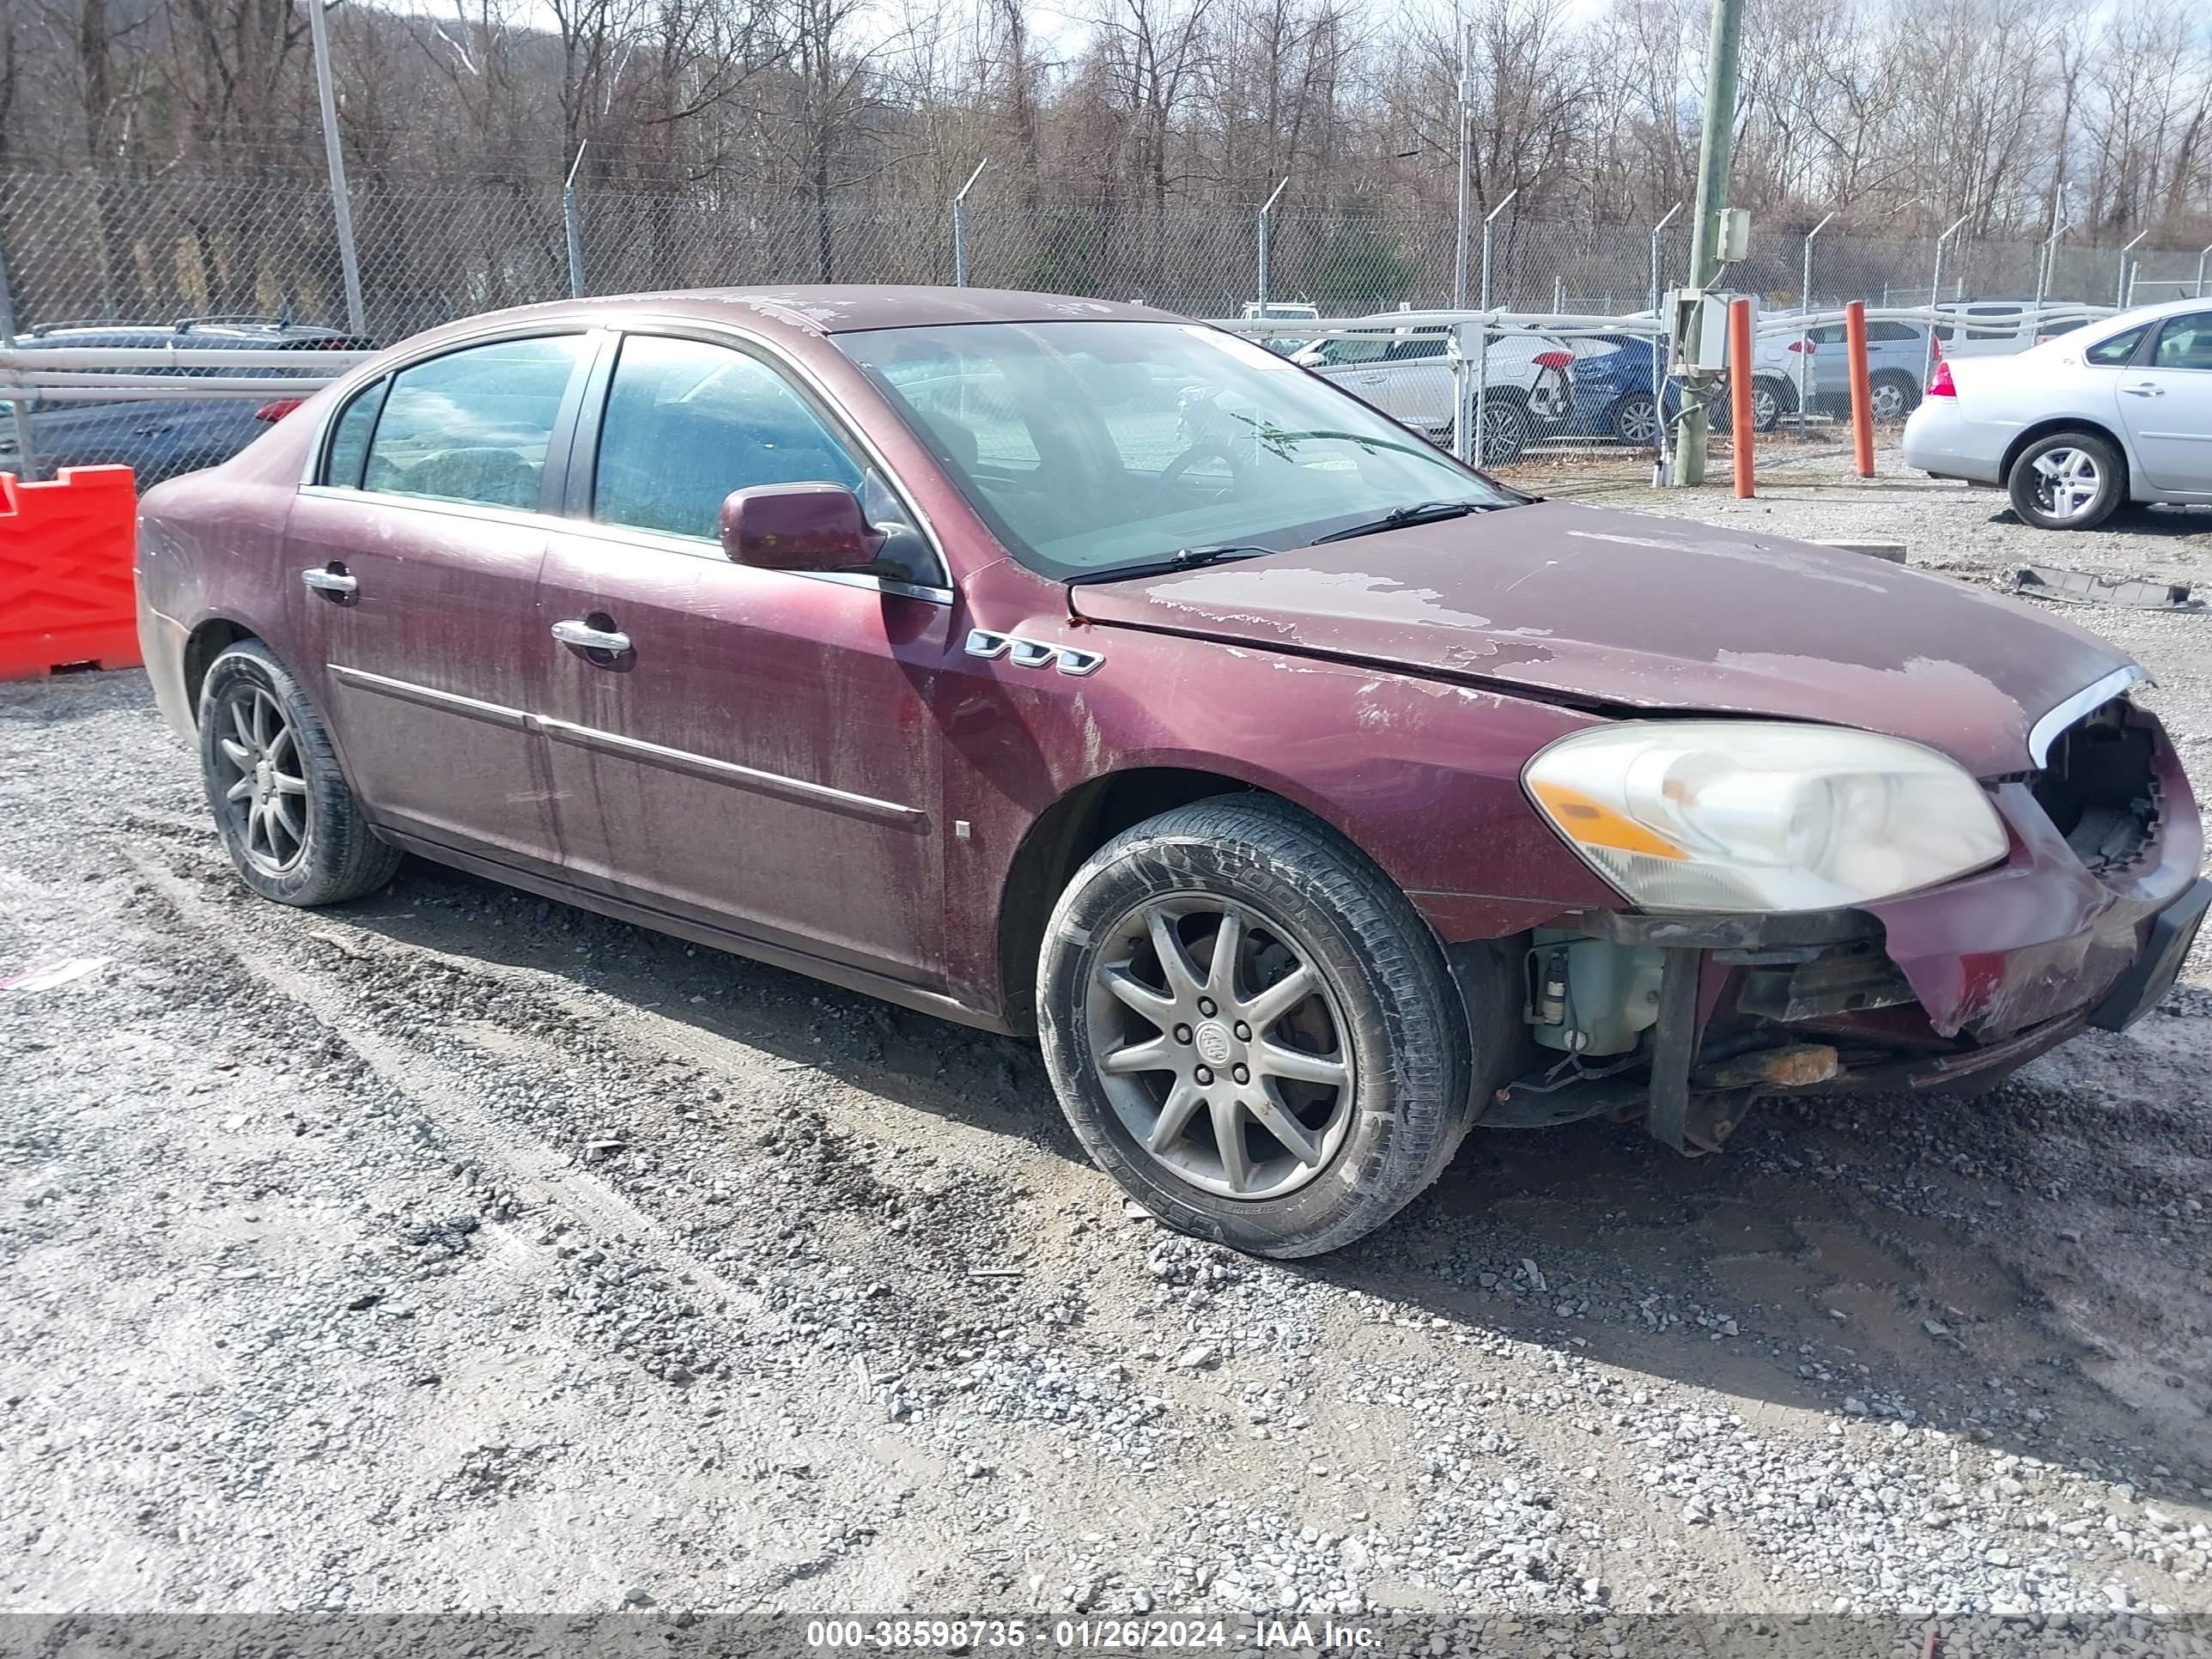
[2008,432,2122,532]
[1037,814,1465,1258]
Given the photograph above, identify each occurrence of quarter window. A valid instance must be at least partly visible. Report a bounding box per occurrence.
[361,335,588,510]
[322,377,386,489]
[2085,327,2148,367]
[592,335,865,540]
[2151,313,2212,371]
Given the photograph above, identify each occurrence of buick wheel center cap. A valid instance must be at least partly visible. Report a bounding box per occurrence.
[1194,1021,1234,1066]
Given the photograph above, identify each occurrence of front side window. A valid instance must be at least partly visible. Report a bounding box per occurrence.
[592,335,866,540]
[1388,337,1448,362]
[362,334,588,509]
[836,319,1518,580]
[2151,313,2212,371]
[2085,326,2148,367]
[1309,335,1389,366]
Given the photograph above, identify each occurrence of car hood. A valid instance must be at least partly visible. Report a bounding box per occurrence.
[1066,499,2133,776]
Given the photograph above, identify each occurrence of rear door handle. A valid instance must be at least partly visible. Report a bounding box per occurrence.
[300,564,357,597]
[551,617,632,655]
[1353,374,1386,385]
[2122,382,2164,397]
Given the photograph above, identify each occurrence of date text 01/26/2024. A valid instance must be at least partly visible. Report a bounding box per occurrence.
[802,1620,1382,1650]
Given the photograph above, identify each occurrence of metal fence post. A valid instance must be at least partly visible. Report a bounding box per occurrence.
[1798,210,1834,436]
[1256,178,1287,309]
[2117,229,2148,308]
[563,143,588,299]
[303,0,366,336]
[1649,202,1681,472]
[0,235,38,481]
[951,160,988,288]
[2034,218,2071,309]
[1479,191,1516,311]
[1471,312,1492,466]
[2198,242,2212,300]
[1927,213,1969,387]
[1451,15,1471,307]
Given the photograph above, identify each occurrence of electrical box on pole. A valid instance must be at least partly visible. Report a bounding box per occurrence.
[1714,209,1750,264]
[1667,290,1745,374]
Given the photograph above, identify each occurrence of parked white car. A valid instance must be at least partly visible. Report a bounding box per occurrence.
[1902,296,2212,529]
[1291,311,1579,461]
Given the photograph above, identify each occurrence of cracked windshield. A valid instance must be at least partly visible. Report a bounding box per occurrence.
[836,319,1516,579]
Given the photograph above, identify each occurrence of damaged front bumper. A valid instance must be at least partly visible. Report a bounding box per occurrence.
[1486,701,2207,1152]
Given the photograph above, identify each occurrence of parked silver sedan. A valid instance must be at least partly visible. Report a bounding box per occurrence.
[1903,297,2212,530]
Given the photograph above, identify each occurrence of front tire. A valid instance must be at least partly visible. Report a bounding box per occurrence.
[2008,430,2124,531]
[1036,798,1477,1258]
[198,641,401,907]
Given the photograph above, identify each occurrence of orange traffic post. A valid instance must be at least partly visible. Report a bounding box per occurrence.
[1728,298,1755,498]
[0,465,141,680]
[1844,300,1875,477]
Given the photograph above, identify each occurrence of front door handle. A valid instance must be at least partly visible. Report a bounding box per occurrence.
[1353,373,1386,385]
[551,617,633,655]
[300,564,357,598]
[2123,382,2165,397]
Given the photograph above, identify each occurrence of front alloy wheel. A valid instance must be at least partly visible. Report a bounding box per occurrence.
[1085,896,1355,1200]
[1039,797,1510,1257]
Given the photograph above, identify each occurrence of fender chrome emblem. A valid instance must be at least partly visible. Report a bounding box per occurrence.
[964,629,1103,677]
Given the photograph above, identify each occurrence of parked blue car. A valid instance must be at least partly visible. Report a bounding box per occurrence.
[1564,334,1734,445]
[0,316,372,484]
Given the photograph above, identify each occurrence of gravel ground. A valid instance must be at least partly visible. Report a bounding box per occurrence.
[3,446,2209,1639]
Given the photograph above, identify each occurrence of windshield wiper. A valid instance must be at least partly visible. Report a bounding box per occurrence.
[1311,500,1503,544]
[1063,544,1277,588]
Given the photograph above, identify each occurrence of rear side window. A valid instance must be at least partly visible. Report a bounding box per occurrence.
[2085,327,2148,366]
[1865,322,1919,343]
[592,335,864,540]
[321,378,386,489]
[1387,337,1447,362]
[362,335,588,509]
[2151,313,2212,370]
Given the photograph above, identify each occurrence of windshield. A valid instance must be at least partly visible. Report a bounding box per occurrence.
[834,319,1516,580]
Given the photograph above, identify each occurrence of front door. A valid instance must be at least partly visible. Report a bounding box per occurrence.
[2116,310,2212,495]
[533,329,951,986]
[287,331,598,875]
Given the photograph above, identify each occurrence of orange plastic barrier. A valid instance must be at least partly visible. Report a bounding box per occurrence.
[0,465,141,680]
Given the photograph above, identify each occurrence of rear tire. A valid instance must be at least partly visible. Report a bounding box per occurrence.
[1610,392,1661,448]
[198,641,402,907]
[1477,396,1532,465]
[1036,798,1484,1258]
[2007,430,2124,532]
[1869,370,1920,423]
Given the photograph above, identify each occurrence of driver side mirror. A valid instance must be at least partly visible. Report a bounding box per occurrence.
[719,483,880,573]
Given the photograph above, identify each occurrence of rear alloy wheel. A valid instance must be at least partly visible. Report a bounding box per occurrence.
[2007,430,2124,532]
[199,641,402,906]
[1747,378,1791,432]
[1611,392,1661,447]
[1869,371,1919,423]
[1038,798,1488,1257]
[1477,398,1532,465]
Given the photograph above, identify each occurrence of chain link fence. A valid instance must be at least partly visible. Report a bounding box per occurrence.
[3,165,2208,480]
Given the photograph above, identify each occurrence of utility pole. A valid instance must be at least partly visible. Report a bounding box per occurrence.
[1674,0,1746,488]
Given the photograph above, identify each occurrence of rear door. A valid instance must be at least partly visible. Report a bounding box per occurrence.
[2116,310,2212,495]
[533,328,952,985]
[288,330,599,876]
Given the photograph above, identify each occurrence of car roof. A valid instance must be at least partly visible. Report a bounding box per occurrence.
[391,287,1188,346]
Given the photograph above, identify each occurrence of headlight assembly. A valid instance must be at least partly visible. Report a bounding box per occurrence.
[1523,721,2008,913]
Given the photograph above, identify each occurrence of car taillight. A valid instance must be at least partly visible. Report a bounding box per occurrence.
[1533,350,1575,369]
[1926,361,1956,398]
[1788,338,1812,352]
[255,398,302,422]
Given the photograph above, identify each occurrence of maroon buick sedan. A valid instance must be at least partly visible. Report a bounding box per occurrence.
[135,286,2208,1256]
